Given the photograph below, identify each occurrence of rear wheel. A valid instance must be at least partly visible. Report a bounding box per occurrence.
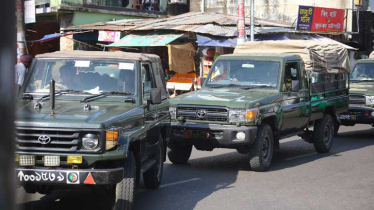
[113,151,136,210]
[248,124,274,172]
[143,135,164,189]
[313,114,334,153]
[167,142,192,164]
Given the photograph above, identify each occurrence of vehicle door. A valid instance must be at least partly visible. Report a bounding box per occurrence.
[141,62,161,161]
[280,61,309,132]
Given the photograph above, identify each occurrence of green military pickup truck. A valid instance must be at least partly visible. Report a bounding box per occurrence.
[15,51,170,210]
[168,41,350,171]
[339,59,374,127]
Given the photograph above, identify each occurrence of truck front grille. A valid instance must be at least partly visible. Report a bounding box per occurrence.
[349,94,366,105]
[15,128,81,153]
[177,105,228,122]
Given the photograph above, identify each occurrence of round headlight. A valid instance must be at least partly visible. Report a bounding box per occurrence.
[82,134,99,150]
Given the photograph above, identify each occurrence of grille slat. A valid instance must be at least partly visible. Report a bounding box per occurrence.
[15,128,81,153]
[177,106,228,122]
[349,94,365,105]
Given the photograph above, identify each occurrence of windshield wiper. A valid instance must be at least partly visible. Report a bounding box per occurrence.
[240,85,273,90]
[107,91,133,96]
[35,89,83,103]
[80,93,109,103]
[208,84,243,89]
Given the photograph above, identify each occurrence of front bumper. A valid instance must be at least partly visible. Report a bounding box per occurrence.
[170,122,258,146]
[339,106,374,125]
[16,167,123,185]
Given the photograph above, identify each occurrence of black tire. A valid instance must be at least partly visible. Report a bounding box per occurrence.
[248,124,274,172]
[113,151,136,210]
[167,142,192,164]
[313,114,334,153]
[143,135,164,189]
[334,122,340,136]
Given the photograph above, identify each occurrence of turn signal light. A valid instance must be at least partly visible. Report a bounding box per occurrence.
[15,154,19,162]
[67,156,83,164]
[245,110,256,120]
[106,130,119,150]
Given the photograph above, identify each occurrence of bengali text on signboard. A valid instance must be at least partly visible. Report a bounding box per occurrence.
[296,5,345,33]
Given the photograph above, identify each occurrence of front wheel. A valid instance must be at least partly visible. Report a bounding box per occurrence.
[113,151,136,210]
[143,135,164,189]
[167,142,192,164]
[313,114,334,153]
[248,124,274,172]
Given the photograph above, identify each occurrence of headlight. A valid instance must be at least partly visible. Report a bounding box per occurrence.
[169,106,177,120]
[82,134,99,150]
[366,96,374,106]
[106,130,119,150]
[229,108,257,123]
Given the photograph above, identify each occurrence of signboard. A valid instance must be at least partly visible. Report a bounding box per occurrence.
[24,0,36,24]
[237,0,246,40]
[296,5,345,33]
[98,31,121,42]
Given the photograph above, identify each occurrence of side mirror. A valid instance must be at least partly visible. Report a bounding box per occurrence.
[150,87,161,104]
[291,80,300,92]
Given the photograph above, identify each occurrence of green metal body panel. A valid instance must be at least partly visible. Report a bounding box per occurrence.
[170,55,349,141]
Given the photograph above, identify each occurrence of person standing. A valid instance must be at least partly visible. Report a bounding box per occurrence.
[15,54,32,92]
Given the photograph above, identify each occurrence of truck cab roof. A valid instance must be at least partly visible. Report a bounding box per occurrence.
[356,58,374,64]
[216,54,302,62]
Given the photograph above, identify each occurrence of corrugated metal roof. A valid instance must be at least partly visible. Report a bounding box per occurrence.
[65,12,293,37]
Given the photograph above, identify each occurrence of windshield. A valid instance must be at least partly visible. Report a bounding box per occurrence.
[351,63,374,81]
[25,59,137,95]
[205,60,280,88]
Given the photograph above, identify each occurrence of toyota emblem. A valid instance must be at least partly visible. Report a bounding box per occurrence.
[38,135,51,144]
[196,109,207,119]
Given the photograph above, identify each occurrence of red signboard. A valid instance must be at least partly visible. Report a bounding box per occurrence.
[296,6,345,33]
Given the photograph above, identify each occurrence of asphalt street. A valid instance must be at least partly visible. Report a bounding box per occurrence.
[17,124,374,210]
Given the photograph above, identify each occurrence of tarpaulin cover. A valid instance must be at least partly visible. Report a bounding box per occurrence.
[197,35,237,47]
[234,40,351,74]
[168,43,196,74]
[27,34,61,43]
[107,34,183,47]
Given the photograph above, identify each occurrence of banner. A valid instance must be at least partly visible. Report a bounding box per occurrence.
[24,0,36,24]
[296,5,345,33]
[98,31,121,42]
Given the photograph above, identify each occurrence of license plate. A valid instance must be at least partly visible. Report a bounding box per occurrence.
[339,115,356,120]
[16,170,81,184]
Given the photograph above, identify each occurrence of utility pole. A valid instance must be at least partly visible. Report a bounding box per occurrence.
[0,0,17,210]
[250,0,254,42]
[237,0,246,44]
[17,0,26,61]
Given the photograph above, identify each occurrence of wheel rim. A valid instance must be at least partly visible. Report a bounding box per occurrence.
[323,124,332,146]
[262,135,270,161]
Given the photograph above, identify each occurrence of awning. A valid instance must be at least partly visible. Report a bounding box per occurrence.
[27,31,91,43]
[197,35,237,47]
[107,34,183,47]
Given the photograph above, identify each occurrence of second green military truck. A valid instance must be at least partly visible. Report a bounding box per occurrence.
[168,40,350,171]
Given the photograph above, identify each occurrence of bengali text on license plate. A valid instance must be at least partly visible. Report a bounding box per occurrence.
[339,115,356,120]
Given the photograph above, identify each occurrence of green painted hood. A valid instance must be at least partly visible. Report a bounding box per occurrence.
[170,88,280,108]
[350,82,374,96]
[15,100,139,129]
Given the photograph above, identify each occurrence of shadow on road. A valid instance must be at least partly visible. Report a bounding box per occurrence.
[269,127,374,172]
[18,128,373,210]
[17,187,113,210]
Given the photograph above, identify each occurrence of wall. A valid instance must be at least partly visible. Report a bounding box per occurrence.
[191,0,352,24]
[73,11,142,25]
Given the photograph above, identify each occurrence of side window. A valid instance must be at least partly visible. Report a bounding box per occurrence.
[141,63,154,93]
[283,62,299,92]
